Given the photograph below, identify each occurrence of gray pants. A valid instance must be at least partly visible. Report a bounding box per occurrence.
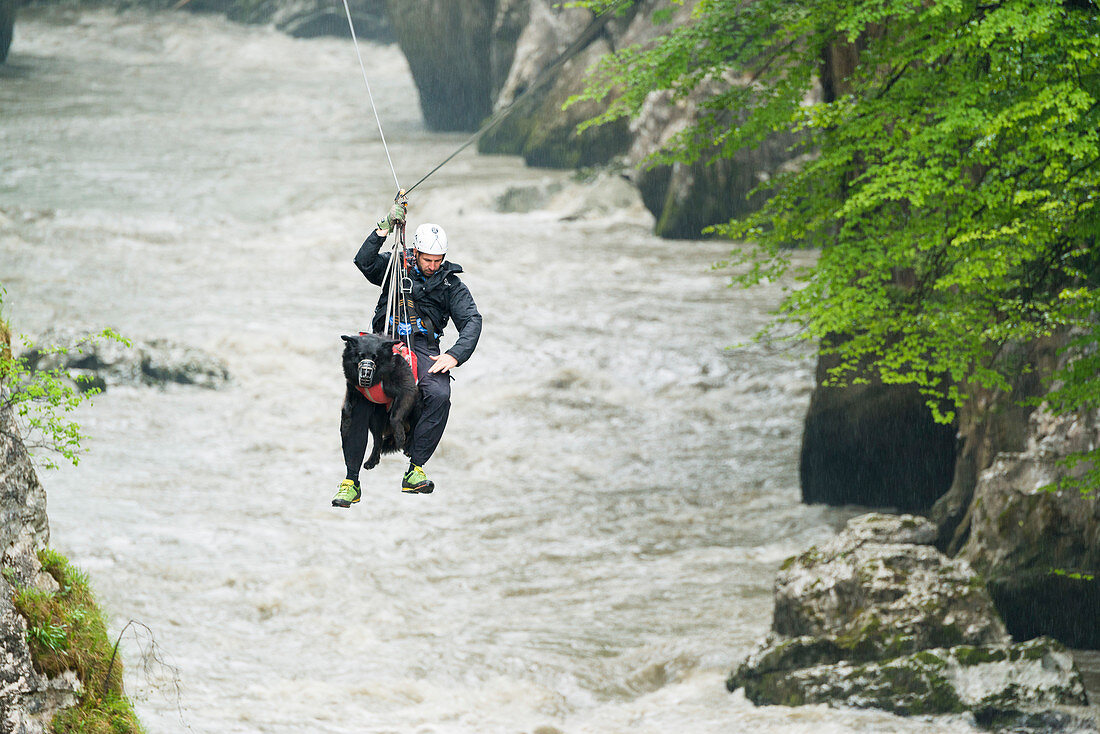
[408,340,451,467]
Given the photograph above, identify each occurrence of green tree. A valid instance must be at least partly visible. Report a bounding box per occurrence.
[0,287,125,469]
[572,0,1100,491]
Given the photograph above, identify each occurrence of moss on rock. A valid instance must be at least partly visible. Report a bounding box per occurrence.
[11,548,143,734]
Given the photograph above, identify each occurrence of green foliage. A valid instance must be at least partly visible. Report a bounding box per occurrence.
[9,549,144,734]
[572,0,1100,492]
[0,286,128,469]
[28,621,68,652]
[1051,567,1096,581]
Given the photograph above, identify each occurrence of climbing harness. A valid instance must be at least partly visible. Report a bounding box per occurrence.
[355,338,418,409]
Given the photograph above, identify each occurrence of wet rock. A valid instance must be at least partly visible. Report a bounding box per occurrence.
[0,407,81,731]
[0,0,13,65]
[800,345,957,512]
[961,405,1100,649]
[733,638,1089,719]
[478,2,632,169]
[772,514,1008,657]
[729,513,1093,723]
[21,329,229,391]
[494,182,564,213]
[930,336,1057,554]
[382,0,495,131]
[389,0,813,237]
[623,82,813,239]
[0,408,50,587]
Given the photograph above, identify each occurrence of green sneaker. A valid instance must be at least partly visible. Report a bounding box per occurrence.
[401,465,435,494]
[331,479,361,508]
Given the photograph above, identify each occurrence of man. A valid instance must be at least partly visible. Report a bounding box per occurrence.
[332,197,482,502]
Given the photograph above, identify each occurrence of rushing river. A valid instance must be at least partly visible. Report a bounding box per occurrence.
[1,10,985,733]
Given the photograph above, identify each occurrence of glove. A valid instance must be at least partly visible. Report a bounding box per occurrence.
[375,194,408,233]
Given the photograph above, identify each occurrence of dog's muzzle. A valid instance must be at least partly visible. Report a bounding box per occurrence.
[357,358,377,388]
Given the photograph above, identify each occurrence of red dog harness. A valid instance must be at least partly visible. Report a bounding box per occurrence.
[355,341,418,410]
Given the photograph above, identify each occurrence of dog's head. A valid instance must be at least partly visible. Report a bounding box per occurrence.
[341,333,400,388]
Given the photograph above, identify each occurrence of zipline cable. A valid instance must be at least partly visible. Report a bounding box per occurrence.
[339,0,401,190]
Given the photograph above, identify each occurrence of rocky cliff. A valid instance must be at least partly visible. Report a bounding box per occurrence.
[1,0,14,64]
[383,0,811,239]
[799,346,957,512]
[0,319,141,731]
[381,0,495,131]
[799,330,1100,651]
[0,406,79,732]
[959,404,1100,648]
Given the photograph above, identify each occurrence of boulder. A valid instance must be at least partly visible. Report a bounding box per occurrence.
[771,514,1009,657]
[729,513,1093,723]
[799,347,957,512]
[21,329,229,391]
[733,638,1089,721]
[961,405,1100,648]
[382,0,496,131]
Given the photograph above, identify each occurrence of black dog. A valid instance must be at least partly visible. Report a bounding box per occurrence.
[340,333,419,476]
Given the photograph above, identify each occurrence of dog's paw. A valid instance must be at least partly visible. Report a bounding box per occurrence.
[364,458,379,470]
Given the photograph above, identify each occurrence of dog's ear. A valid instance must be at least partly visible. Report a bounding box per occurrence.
[341,335,356,344]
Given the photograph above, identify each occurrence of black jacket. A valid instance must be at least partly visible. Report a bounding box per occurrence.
[354,229,483,365]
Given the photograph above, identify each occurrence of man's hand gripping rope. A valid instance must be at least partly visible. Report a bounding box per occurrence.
[375,189,408,235]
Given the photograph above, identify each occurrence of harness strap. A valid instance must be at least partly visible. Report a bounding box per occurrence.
[354,342,418,409]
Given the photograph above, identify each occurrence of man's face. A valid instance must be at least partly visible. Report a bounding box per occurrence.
[416,251,445,276]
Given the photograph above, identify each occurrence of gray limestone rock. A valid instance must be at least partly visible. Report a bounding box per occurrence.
[21,328,229,392]
[733,638,1089,719]
[799,342,958,512]
[0,408,81,732]
[386,0,813,237]
[961,405,1100,648]
[478,2,632,169]
[772,514,1009,657]
[730,513,1093,724]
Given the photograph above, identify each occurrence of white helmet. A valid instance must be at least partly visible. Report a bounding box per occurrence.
[412,223,448,255]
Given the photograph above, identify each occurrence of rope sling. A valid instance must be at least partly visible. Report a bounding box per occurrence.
[381,219,417,352]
